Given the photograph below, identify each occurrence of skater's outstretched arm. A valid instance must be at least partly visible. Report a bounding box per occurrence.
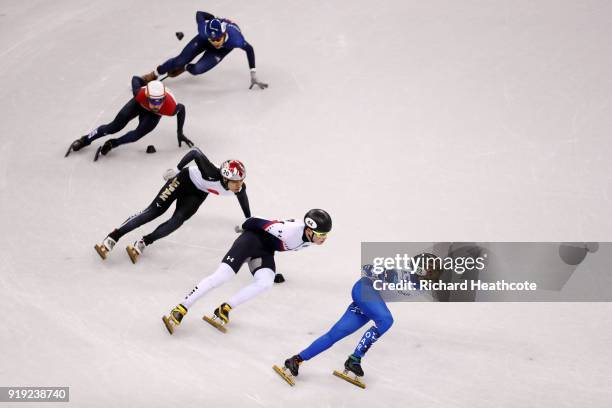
[177,147,219,177]
[241,217,286,236]
[242,217,272,231]
[235,183,251,218]
[173,103,186,133]
[242,42,256,70]
[131,76,146,96]
[173,104,192,147]
[242,42,268,89]
[196,11,215,25]
[241,218,306,251]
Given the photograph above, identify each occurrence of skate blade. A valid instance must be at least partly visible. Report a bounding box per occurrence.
[93,146,102,162]
[202,315,227,333]
[162,315,175,335]
[94,244,108,260]
[64,144,73,157]
[126,245,139,264]
[333,370,366,389]
[272,365,295,386]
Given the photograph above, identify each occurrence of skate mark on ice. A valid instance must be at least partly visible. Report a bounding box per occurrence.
[244,393,265,406]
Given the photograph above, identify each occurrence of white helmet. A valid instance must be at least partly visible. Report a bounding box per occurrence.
[220,159,246,181]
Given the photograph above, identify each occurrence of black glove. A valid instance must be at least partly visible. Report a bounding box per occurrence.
[274,273,286,284]
[177,132,194,148]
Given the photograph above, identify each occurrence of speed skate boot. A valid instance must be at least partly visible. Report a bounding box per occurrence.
[94,236,116,260]
[126,238,146,264]
[162,304,188,335]
[345,355,364,377]
[100,140,114,155]
[94,140,114,161]
[333,355,366,388]
[284,355,303,376]
[273,354,303,386]
[65,135,91,157]
[202,302,232,333]
[214,302,232,324]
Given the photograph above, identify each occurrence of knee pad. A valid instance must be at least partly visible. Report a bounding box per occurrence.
[254,268,275,290]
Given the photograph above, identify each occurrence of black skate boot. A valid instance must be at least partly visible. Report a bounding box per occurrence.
[333,355,366,388]
[273,354,303,386]
[214,302,232,324]
[65,135,91,157]
[162,304,188,335]
[100,140,114,155]
[344,355,364,377]
[284,354,303,376]
[94,140,114,161]
[202,302,232,333]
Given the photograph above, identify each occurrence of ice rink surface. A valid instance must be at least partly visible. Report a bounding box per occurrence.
[1,0,612,406]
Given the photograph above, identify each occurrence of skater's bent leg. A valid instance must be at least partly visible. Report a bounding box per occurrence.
[186,48,232,75]
[111,114,160,147]
[88,99,140,143]
[352,301,394,358]
[142,194,205,246]
[226,268,274,308]
[131,76,146,92]
[108,203,165,242]
[299,303,370,361]
[157,35,206,75]
[182,263,235,309]
[108,177,179,242]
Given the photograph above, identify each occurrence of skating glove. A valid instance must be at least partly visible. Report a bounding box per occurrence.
[177,132,194,148]
[249,70,268,90]
[163,168,179,181]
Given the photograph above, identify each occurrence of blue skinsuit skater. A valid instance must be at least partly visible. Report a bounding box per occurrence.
[141,11,268,89]
[278,266,412,385]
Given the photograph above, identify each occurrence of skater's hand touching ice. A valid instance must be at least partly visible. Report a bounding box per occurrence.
[249,71,268,90]
[177,132,194,148]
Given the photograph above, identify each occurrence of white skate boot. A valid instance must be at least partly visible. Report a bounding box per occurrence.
[94,236,116,260]
[126,238,146,264]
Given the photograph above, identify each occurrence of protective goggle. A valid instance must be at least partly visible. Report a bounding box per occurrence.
[208,33,227,47]
[312,230,329,238]
[148,97,165,107]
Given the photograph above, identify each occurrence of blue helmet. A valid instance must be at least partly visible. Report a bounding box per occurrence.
[361,264,376,279]
[204,18,226,40]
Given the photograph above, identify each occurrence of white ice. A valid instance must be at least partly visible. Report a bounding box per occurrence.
[1,0,611,407]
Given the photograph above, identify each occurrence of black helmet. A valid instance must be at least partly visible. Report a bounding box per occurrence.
[304,209,332,233]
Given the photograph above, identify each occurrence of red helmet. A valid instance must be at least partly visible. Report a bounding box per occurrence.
[220,159,246,181]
